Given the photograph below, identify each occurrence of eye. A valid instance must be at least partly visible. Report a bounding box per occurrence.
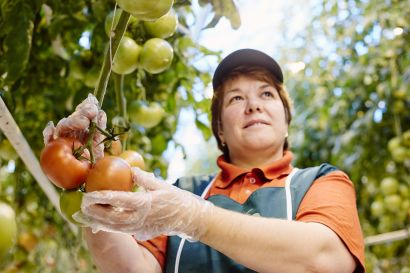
[262,91,275,98]
[229,95,243,103]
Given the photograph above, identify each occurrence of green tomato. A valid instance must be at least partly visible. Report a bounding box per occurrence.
[115,0,158,15]
[117,0,169,18]
[128,101,165,128]
[402,130,410,147]
[384,194,402,213]
[59,190,83,225]
[0,139,18,161]
[140,38,173,74]
[136,0,174,21]
[370,200,385,217]
[380,177,399,195]
[0,202,17,259]
[144,9,178,38]
[112,36,142,75]
[391,146,408,163]
[387,136,402,152]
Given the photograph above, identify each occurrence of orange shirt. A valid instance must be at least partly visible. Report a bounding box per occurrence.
[139,151,365,272]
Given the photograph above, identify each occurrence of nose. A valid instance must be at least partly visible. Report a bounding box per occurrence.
[245,99,261,114]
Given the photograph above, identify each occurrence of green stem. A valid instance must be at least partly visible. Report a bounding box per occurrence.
[114,73,127,119]
[114,73,129,150]
[393,113,402,137]
[95,125,114,138]
[93,10,131,106]
[86,122,97,164]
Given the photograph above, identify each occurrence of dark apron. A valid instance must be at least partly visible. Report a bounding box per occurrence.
[165,164,337,273]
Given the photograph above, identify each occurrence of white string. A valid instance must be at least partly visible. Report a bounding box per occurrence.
[108,4,118,69]
[174,177,216,273]
[285,168,299,221]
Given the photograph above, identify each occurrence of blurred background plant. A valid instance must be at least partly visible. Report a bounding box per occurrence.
[0,0,409,272]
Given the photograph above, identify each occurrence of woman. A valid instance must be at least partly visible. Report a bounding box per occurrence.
[46,49,365,273]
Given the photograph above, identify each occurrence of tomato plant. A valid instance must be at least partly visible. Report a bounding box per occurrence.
[0,202,17,259]
[112,36,142,75]
[139,38,173,74]
[119,150,145,169]
[59,190,83,225]
[144,9,178,39]
[85,156,133,192]
[40,138,91,190]
[128,101,165,128]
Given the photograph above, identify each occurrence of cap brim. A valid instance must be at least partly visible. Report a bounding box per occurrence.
[212,49,283,90]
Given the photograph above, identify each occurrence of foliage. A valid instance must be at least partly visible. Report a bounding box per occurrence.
[283,0,410,271]
[0,0,240,271]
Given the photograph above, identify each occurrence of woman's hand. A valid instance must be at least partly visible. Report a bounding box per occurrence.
[74,168,214,241]
[43,93,107,159]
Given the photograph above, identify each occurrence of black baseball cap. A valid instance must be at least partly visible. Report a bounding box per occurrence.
[212,49,284,90]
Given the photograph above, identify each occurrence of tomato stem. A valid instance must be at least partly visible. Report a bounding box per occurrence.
[113,73,129,150]
[94,10,131,106]
[86,122,97,164]
[114,73,127,119]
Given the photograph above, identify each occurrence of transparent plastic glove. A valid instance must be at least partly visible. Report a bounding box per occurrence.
[42,93,107,159]
[73,167,214,241]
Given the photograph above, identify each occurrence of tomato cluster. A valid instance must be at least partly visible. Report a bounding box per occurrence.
[40,137,145,191]
[103,2,177,76]
[40,137,145,223]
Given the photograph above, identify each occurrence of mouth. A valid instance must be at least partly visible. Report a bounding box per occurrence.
[243,120,269,129]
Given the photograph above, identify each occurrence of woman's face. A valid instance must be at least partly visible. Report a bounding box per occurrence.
[218,76,288,163]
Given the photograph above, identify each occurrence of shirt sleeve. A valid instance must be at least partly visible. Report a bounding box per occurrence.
[138,235,168,271]
[296,170,365,273]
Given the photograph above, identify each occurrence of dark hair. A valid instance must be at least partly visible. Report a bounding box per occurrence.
[211,66,293,160]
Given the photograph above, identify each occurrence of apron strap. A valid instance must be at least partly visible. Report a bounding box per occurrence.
[175,176,217,273]
[285,168,299,221]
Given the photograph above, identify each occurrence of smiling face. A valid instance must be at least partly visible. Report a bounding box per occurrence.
[217,75,289,166]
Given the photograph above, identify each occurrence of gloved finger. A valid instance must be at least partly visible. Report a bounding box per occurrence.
[55,116,91,142]
[131,167,170,191]
[96,109,107,130]
[81,191,152,223]
[75,93,100,121]
[82,190,150,209]
[73,211,137,235]
[83,203,146,225]
[54,94,101,139]
[43,121,56,144]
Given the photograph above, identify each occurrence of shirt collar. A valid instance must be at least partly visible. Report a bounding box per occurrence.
[215,150,294,188]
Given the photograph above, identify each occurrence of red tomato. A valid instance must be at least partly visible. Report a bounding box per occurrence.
[40,138,91,190]
[85,156,133,192]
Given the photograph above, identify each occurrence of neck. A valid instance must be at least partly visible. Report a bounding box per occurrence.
[230,148,285,169]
